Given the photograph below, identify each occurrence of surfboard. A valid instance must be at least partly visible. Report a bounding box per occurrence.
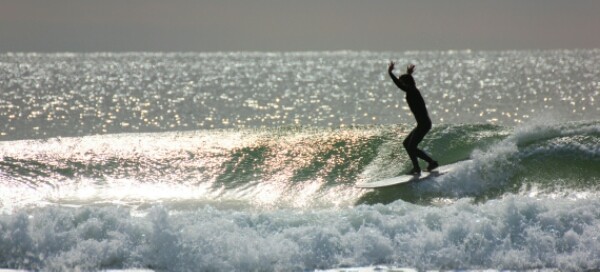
[319,265,417,272]
[356,160,472,189]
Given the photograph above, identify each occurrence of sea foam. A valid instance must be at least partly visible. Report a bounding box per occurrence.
[2,196,600,271]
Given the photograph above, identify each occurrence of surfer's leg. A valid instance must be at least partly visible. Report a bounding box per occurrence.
[411,124,438,171]
[426,160,439,171]
[415,149,434,163]
[403,129,421,174]
[409,126,430,160]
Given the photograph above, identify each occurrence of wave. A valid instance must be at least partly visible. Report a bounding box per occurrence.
[1,196,600,271]
[1,120,599,209]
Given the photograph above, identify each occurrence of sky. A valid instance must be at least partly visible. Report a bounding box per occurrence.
[1,0,599,52]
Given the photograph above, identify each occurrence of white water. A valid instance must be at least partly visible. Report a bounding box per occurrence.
[2,196,600,271]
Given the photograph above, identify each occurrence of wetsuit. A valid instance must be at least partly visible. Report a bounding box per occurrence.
[389,72,437,173]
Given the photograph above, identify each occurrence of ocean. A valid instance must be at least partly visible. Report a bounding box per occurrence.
[0,50,599,271]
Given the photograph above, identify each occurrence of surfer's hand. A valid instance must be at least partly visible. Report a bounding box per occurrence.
[407,64,415,75]
[388,61,395,72]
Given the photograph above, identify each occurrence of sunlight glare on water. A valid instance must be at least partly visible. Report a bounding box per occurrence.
[2,50,599,140]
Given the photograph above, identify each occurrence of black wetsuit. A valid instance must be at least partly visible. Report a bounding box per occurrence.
[389,72,435,172]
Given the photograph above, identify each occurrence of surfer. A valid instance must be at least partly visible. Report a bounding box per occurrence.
[388,62,438,175]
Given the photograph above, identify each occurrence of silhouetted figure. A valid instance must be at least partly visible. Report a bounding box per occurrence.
[388,62,438,175]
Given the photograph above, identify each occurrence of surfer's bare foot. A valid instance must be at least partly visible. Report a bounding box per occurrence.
[427,161,439,172]
[407,167,421,175]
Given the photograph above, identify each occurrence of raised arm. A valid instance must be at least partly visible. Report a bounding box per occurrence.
[388,61,407,91]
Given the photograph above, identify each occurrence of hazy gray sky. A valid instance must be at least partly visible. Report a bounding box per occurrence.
[1,0,599,52]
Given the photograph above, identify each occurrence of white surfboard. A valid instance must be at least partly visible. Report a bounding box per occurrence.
[318,266,417,272]
[356,160,472,189]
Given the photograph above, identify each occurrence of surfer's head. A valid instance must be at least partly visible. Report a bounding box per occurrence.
[399,74,416,88]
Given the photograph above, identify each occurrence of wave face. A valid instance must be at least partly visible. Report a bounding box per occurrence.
[1,50,600,271]
[1,122,598,208]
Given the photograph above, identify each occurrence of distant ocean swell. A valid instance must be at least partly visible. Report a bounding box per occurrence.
[2,50,599,140]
